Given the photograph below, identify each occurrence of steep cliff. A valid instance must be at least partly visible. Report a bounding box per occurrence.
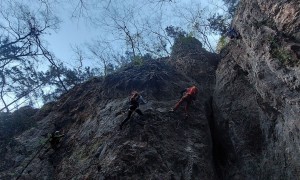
[213,0,300,179]
[1,0,299,179]
[0,42,220,179]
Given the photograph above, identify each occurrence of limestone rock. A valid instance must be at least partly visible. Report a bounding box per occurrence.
[213,0,300,179]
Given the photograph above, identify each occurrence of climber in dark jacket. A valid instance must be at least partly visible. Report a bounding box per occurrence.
[226,28,240,39]
[39,130,65,159]
[171,85,198,116]
[120,91,147,130]
[49,131,65,150]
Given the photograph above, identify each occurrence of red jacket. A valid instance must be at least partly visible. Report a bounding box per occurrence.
[186,86,198,96]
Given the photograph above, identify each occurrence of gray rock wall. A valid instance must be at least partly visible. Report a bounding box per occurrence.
[0,58,218,180]
[213,0,300,179]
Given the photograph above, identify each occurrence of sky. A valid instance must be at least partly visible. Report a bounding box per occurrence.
[0,0,225,111]
[44,0,224,66]
[45,16,98,67]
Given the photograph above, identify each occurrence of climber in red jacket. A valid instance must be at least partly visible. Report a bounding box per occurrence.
[171,85,198,116]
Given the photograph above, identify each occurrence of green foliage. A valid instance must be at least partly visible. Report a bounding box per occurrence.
[42,64,102,102]
[165,26,187,40]
[132,56,144,66]
[273,48,294,66]
[142,53,154,61]
[130,53,154,66]
[269,36,298,66]
[253,19,276,29]
[171,36,203,57]
[207,0,240,35]
[0,1,60,111]
[208,14,228,35]
[216,36,229,53]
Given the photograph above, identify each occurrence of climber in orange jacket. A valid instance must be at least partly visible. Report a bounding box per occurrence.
[171,85,198,116]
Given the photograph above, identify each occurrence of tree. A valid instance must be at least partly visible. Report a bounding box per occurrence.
[207,14,228,35]
[208,0,240,36]
[0,0,241,111]
[0,0,63,112]
[223,0,239,16]
[68,0,177,58]
[87,40,120,76]
[165,26,187,40]
[41,63,102,102]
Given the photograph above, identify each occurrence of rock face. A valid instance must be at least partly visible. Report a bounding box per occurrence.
[213,0,300,179]
[0,52,218,179]
[1,0,300,179]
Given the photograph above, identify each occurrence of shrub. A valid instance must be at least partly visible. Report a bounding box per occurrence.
[216,36,229,53]
[269,36,298,66]
[132,56,144,66]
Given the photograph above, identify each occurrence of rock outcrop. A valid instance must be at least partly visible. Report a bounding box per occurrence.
[1,0,299,179]
[213,0,300,179]
[0,47,219,179]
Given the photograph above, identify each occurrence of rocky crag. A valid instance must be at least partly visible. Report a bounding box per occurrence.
[0,0,299,179]
[213,0,300,179]
[0,39,219,179]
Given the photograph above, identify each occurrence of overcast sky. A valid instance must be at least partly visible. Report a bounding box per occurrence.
[44,0,223,67]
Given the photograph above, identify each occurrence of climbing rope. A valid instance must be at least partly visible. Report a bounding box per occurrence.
[16,137,51,180]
